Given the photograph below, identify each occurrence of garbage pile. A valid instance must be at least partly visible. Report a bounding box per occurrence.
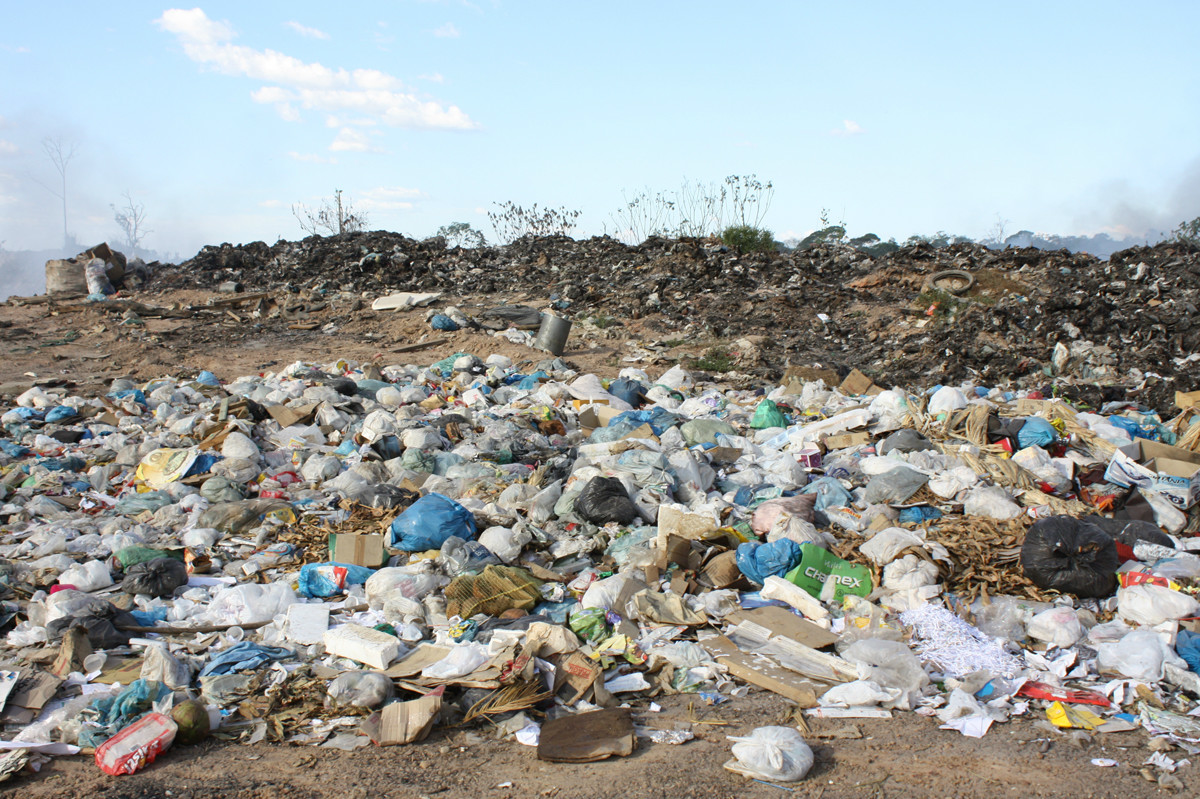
[2,350,1200,785]
[156,233,1200,415]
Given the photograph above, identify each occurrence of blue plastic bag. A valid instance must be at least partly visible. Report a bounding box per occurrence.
[800,476,854,511]
[607,378,646,407]
[898,506,943,524]
[44,406,77,423]
[389,492,477,550]
[297,562,376,597]
[430,314,459,331]
[1178,629,1200,672]
[736,539,802,585]
[1016,417,1058,449]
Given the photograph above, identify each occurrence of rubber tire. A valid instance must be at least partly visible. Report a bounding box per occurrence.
[924,269,975,295]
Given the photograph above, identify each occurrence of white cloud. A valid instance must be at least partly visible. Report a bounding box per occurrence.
[359,186,422,211]
[156,8,477,131]
[287,151,336,164]
[831,119,864,137]
[433,23,460,38]
[284,21,329,40]
[330,127,381,152]
[418,72,445,84]
[0,140,17,155]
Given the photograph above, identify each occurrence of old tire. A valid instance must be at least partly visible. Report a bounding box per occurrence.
[924,269,975,295]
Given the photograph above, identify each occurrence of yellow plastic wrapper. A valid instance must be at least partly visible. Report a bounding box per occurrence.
[135,448,198,489]
[1047,701,1104,730]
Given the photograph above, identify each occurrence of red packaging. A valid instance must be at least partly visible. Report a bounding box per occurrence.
[95,712,178,775]
[1016,681,1110,708]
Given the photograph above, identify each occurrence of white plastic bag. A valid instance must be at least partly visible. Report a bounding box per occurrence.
[58,560,114,592]
[725,726,814,782]
[1117,584,1200,626]
[1026,607,1083,649]
[928,386,969,416]
[818,679,901,708]
[1096,629,1185,681]
[422,642,491,680]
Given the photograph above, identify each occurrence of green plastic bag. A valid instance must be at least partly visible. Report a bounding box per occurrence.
[783,543,872,602]
[568,606,608,642]
[750,399,788,430]
[115,546,186,570]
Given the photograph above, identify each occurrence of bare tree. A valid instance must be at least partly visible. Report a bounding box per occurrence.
[31,136,79,248]
[292,189,368,236]
[112,191,151,256]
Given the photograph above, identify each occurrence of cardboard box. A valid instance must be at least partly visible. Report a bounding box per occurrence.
[578,404,621,435]
[1176,390,1200,410]
[822,431,872,450]
[1104,439,1200,509]
[838,368,876,396]
[796,445,822,468]
[329,533,388,568]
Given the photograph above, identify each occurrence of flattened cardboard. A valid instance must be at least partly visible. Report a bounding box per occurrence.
[329,533,387,568]
[537,708,635,763]
[385,644,453,678]
[553,651,602,705]
[50,626,92,678]
[363,686,443,746]
[0,670,61,724]
[266,403,319,428]
[839,368,876,397]
[726,606,839,650]
[706,446,744,465]
[822,431,873,450]
[701,635,822,708]
[1107,439,1200,509]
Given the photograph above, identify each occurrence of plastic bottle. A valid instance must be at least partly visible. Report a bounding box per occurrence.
[94,712,178,775]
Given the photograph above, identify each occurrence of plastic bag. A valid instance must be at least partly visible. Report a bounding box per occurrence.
[575,476,639,525]
[725,726,814,782]
[297,562,375,598]
[680,418,736,447]
[1117,583,1200,626]
[863,467,929,504]
[198,499,294,533]
[390,493,477,550]
[750,399,788,430]
[783,544,873,602]
[840,639,929,710]
[422,642,491,680]
[440,536,502,575]
[927,386,968,416]
[736,539,802,585]
[751,495,816,534]
[1026,607,1083,649]
[1097,629,1185,681]
[478,525,532,563]
[206,583,297,625]
[59,560,114,592]
[122,557,189,597]
[1016,417,1058,449]
[1021,516,1119,598]
[326,671,395,708]
[141,643,192,689]
[365,566,445,605]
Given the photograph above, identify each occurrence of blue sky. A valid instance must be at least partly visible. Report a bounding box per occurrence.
[2,2,1198,258]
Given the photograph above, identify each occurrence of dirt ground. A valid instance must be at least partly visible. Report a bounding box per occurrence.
[0,286,1190,797]
[4,690,1179,799]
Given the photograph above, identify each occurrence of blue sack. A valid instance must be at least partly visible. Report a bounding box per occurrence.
[389,492,478,551]
[898,506,943,524]
[736,539,802,585]
[1016,417,1058,449]
[430,314,460,331]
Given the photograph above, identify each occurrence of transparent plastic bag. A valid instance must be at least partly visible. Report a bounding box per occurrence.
[725,726,814,782]
[326,671,395,709]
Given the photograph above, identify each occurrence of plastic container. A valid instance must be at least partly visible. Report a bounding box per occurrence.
[94,712,178,775]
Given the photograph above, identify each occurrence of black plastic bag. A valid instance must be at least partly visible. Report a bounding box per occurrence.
[1021,516,1119,597]
[878,429,935,455]
[46,600,139,648]
[575,477,639,525]
[1088,517,1174,549]
[122,556,189,597]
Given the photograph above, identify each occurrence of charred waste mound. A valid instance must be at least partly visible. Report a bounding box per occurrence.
[161,232,1200,413]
